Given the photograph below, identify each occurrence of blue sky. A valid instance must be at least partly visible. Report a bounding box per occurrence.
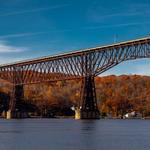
[0,0,150,75]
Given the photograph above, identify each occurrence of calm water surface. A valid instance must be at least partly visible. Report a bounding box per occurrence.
[0,119,150,150]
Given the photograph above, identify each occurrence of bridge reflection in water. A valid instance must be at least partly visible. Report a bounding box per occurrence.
[0,37,150,119]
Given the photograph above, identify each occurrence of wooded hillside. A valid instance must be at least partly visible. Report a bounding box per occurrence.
[0,75,150,117]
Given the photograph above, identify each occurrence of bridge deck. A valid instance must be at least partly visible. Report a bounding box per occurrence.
[0,37,150,68]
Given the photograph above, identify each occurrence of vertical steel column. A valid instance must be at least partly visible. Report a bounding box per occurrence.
[80,54,100,119]
[8,84,24,118]
[14,84,24,112]
[80,76,100,119]
[7,66,25,118]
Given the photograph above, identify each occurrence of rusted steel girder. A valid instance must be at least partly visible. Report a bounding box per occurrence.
[0,37,149,85]
[0,37,150,118]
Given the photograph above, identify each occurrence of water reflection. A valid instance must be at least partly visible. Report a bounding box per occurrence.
[79,120,99,150]
[0,119,150,150]
[80,120,97,131]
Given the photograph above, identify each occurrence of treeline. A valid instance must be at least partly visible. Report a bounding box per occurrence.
[96,75,150,117]
[0,75,150,117]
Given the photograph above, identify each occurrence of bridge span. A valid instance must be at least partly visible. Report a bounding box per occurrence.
[0,37,150,119]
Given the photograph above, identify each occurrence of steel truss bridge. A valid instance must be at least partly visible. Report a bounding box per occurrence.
[0,37,150,119]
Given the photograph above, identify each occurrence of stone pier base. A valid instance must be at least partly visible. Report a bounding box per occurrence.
[75,109,100,119]
[80,110,100,119]
[2,111,7,118]
[6,110,12,119]
[75,108,81,119]
[6,110,28,119]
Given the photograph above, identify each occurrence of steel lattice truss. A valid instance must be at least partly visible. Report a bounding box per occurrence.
[0,37,150,85]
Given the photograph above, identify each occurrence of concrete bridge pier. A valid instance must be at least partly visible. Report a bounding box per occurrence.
[6,84,25,119]
[75,76,100,119]
[6,110,26,119]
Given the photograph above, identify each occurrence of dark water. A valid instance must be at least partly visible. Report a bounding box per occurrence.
[0,119,150,150]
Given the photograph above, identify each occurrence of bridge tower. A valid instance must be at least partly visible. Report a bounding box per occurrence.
[80,76,100,119]
[75,54,100,119]
[7,84,25,119]
[6,67,25,119]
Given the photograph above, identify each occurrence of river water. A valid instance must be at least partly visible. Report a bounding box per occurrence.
[0,119,150,150]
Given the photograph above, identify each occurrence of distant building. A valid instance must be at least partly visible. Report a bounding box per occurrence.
[123,111,142,119]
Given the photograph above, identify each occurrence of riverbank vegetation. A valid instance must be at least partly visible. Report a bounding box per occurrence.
[0,75,150,118]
